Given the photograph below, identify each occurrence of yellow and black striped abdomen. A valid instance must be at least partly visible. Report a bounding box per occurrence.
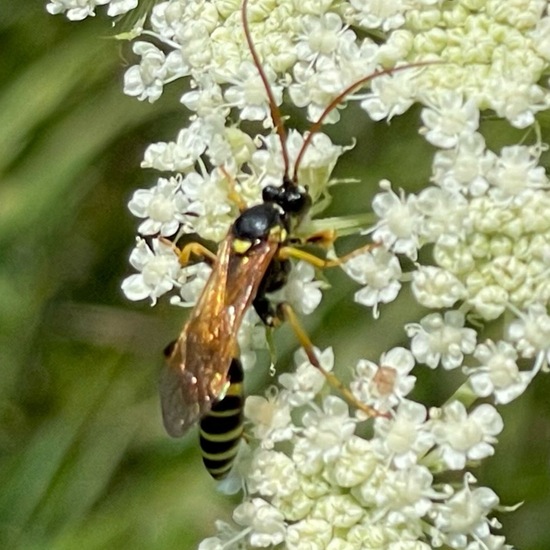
[199,358,244,480]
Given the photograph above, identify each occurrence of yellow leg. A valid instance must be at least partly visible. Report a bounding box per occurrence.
[298,229,337,249]
[177,242,217,266]
[159,237,217,266]
[278,242,378,269]
[280,303,386,418]
[219,165,247,212]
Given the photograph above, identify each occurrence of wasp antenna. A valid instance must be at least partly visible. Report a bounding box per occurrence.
[241,0,290,178]
[292,60,440,182]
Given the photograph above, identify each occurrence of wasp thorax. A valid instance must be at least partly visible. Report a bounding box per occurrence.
[232,203,284,242]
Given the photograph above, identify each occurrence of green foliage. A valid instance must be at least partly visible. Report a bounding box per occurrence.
[0,3,233,548]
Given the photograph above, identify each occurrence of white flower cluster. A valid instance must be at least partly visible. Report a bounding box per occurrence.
[348,98,550,404]
[108,0,550,326]
[47,0,550,548]
[46,0,137,20]
[201,348,509,549]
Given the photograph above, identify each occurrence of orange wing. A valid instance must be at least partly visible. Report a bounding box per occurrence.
[160,233,279,437]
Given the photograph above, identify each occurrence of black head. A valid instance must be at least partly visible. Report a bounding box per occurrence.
[262,175,312,217]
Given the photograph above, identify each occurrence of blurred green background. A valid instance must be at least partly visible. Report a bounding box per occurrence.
[1,2,550,549]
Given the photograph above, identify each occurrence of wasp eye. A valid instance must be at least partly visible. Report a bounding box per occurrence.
[280,189,312,215]
[262,184,311,216]
[262,185,282,203]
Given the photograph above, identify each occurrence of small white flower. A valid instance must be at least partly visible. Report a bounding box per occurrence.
[351,462,437,538]
[465,534,513,550]
[416,186,470,246]
[275,475,322,522]
[244,389,294,449]
[432,475,500,548]
[236,314,267,371]
[248,133,287,190]
[420,94,480,149]
[374,400,433,469]
[346,524,403,548]
[128,177,191,236]
[293,396,356,474]
[487,144,549,202]
[286,518,332,550]
[323,437,378,488]
[180,170,235,242]
[467,339,534,404]
[370,464,435,524]
[359,68,418,121]
[295,13,351,63]
[311,494,365,528]
[175,261,211,307]
[233,498,286,547]
[198,520,242,550]
[141,120,208,172]
[121,238,181,304]
[488,79,550,129]
[290,131,345,200]
[350,0,406,31]
[351,347,416,413]
[247,450,300,499]
[431,132,494,197]
[508,303,550,372]
[149,1,184,39]
[343,246,402,318]
[411,266,467,309]
[271,261,324,315]
[279,347,334,408]
[431,402,503,470]
[223,61,283,123]
[289,57,358,124]
[370,181,422,260]
[46,0,109,20]
[406,311,477,370]
[106,0,137,17]
[465,284,510,322]
[123,42,169,103]
[181,78,226,119]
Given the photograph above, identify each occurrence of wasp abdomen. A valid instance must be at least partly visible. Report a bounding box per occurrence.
[199,358,244,480]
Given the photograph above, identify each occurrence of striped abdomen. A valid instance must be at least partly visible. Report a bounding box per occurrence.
[199,358,244,479]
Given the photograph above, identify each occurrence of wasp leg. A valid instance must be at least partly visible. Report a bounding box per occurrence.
[219,165,248,212]
[177,242,218,266]
[253,258,291,326]
[279,303,387,418]
[294,229,336,248]
[159,236,218,266]
[253,295,280,327]
[278,242,379,269]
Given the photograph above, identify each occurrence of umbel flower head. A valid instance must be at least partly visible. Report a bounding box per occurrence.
[47,0,550,548]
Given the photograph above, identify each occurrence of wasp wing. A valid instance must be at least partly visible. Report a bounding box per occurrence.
[160,234,279,437]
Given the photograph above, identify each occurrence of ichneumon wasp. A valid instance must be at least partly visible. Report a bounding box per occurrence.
[159,0,434,479]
